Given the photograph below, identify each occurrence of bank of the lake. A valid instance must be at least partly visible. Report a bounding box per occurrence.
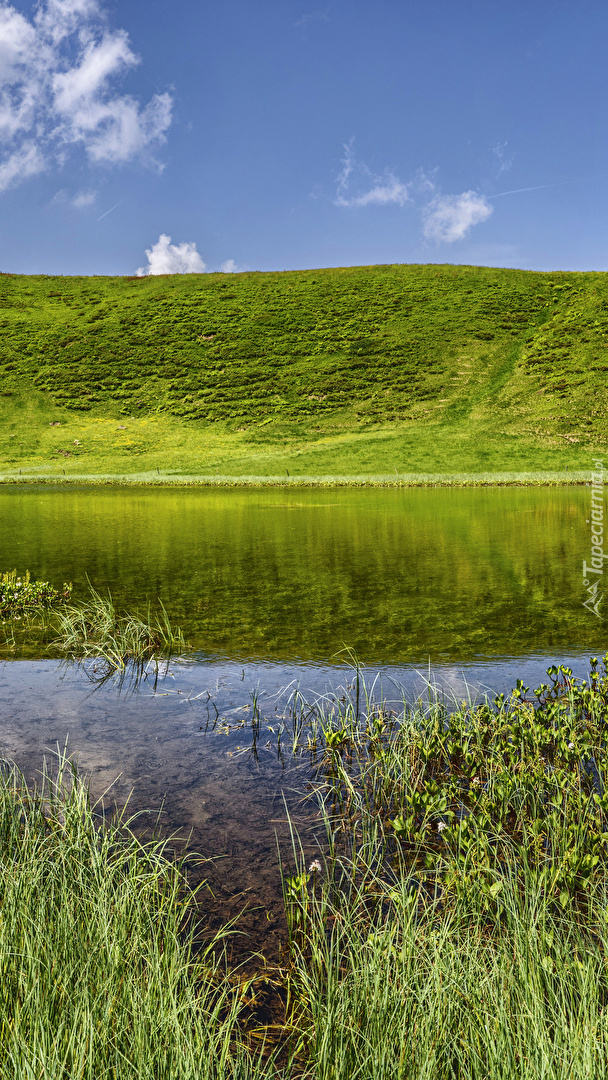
[0,469,592,487]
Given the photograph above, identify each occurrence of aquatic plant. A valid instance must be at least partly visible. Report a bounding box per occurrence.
[53,583,186,672]
[293,658,608,913]
[0,568,71,619]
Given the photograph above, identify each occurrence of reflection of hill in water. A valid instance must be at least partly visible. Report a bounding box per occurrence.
[0,485,602,665]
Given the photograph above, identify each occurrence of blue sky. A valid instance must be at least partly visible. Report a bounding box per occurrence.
[0,0,607,275]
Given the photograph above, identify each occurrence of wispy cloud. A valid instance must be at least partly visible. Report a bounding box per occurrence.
[337,174,410,209]
[334,138,410,208]
[0,141,44,192]
[333,141,492,243]
[422,191,493,243]
[72,188,96,207]
[295,9,329,28]
[492,141,513,177]
[52,185,97,207]
[136,234,206,276]
[0,0,172,193]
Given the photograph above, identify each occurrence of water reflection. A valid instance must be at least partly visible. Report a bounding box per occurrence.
[0,484,603,664]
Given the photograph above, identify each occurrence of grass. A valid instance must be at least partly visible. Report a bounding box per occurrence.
[52,583,187,673]
[0,469,592,487]
[4,660,608,1075]
[1,576,186,672]
[0,755,280,1079]
[0,264,606,481]
[278,657,608,1077]
[288,856,608,1079]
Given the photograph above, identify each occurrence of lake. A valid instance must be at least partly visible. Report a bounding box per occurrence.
[0,484,604,949]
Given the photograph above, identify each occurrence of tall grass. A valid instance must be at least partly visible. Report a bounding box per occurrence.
[53,584,186,672]
[286,835,608,1079]
[0,755,282,1079]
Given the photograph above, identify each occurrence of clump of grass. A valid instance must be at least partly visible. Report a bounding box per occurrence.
[53,584,186,672]
[285,829,608,1079]
[0,754,280,1078]
[0,568,71,620]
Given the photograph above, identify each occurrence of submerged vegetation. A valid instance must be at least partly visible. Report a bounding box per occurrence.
[0,264,606,479]
[4,660,608,1075]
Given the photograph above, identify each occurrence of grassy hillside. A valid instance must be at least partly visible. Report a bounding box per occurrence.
[0,263,606,480]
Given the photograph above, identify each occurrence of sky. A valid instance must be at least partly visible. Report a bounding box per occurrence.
[0,0,607,276]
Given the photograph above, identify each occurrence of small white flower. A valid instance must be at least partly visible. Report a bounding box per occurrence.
[308,859,322,874]
[567,742,575,750]
[437,821,448,833]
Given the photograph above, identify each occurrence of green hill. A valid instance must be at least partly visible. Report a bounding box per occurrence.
[0,263,606,481]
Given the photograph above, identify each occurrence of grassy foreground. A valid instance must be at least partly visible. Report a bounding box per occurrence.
[0,758,280,1079]
[4,660,608,1077]
[1,264,606,481]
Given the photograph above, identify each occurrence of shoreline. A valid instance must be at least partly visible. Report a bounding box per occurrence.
[0,469,591,488]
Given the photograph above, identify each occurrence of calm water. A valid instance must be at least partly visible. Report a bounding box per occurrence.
[0,484,602,662]
[0,485,604,947]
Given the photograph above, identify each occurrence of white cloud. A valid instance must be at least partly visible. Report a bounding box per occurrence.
[331,141,495,245]
[71,187,96,206]
[136,234,206,276]
[337,174,410,208]
[422,191,493,243]
[219,258,240,273]
[334,138,410,208]
[0,140,44,193]
[51,185,96,206]
[0,7,35,85]
[0,0,172,193]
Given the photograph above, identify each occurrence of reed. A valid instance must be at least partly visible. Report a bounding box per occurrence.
[53,583,186,672]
